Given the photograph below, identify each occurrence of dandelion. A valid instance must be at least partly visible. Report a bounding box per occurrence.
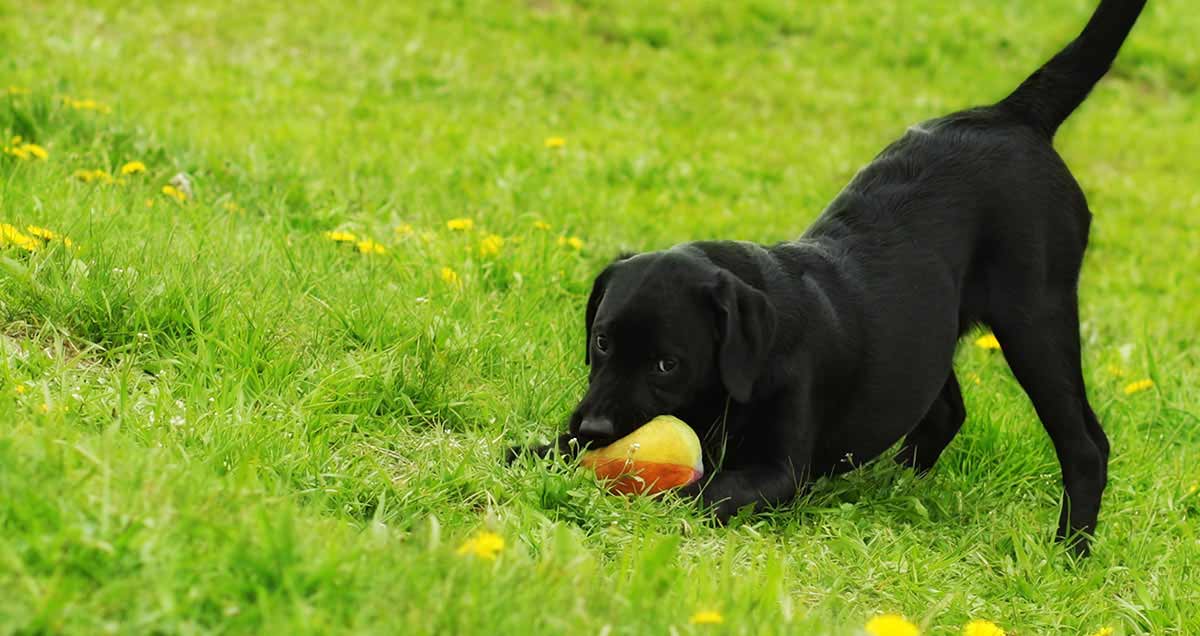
[533,220,551,231]
[974,333,1001,350]
[29,225,74,250]
[557,235,584,251]
[73,169,114,184]
[544,136,566,148]
[0,223,41,252]
[1123,379,1154,395]
[14,385,26,394]
[3,141,47,161]
[440,267,461,286]
[447,218,474,231]
[1088,628,1113,636]
[689,610,724,625]
[963,619,1005,636]
[356,239,387,255]
[39,403,50,414]
[865,614,920,636]
[61,96,112,113]
[25,225,61,241]
[166,172,194,198]
[1105,364,1127,377]
[162,184,188,202]
[323,230,357,243]
[6,86,31,95]
[120,160,147,175]
[395,223,414,236]
[456,530,504,560]
[479,234,504,257]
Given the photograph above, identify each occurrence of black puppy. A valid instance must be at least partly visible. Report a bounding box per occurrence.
[513,0,1146,556]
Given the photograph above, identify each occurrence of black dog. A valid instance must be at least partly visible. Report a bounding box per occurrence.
[512,0,1146,556]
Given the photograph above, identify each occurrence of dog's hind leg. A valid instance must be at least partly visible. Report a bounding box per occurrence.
[990,292,1108,556]
[896,372,966,474]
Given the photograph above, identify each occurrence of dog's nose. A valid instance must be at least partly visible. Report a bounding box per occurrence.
[579,416,615,440]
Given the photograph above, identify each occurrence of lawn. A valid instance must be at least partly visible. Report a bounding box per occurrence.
[2,0,1198,633]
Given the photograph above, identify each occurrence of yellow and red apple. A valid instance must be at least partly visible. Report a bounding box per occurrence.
[580,415,704,495]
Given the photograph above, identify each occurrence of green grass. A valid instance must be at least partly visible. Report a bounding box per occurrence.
[2,0,1198,633]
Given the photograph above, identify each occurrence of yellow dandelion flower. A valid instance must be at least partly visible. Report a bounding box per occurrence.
[14,385,26,394]
[1105,364,1127,377]
[689,610,724,625]
[456,531,504,560]
[974,333,1001,350]
[24,143,48,160]
[162,184,187,202]
[440,267,461,286]
[963,619,1005,636]
[6,86,31,95]
[39,403,50,414]
[119,160,147,175]
[557,235,584,251]
[479,234,504,257]
[356,239,387,255]
[533,220,552,231]
[1088,628,1113,636]
[4,142,47,161]
[322,230,357,243]
[865,614,920,636]
[62,97,112,113]
[446,218,474,231]
[544,136,566,148]
[1123,379,1154,395]
[25,225,60,241]
[395,223,414,236]
[73,169,113,184]
[0,223,42,252]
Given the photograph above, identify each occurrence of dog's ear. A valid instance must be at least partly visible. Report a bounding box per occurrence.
[584,253,637,365]
[710,270,777,402]
[584,267,611,365]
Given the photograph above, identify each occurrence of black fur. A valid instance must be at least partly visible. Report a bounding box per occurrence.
[510,0,1147,557]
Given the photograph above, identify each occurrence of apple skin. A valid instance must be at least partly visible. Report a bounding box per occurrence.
[580,415,704,495]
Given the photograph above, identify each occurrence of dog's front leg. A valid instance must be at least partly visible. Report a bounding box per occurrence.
[681,392,816,522]
[683,464,807,522]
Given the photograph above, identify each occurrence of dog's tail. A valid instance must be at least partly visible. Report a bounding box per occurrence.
[997,0,1147,138]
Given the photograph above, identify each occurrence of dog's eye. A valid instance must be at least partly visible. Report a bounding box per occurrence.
[655,357,678,374]
[594,333,609,353]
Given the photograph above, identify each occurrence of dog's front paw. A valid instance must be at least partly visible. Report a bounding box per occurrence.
[675,480,704,500]
[675,480,739,524]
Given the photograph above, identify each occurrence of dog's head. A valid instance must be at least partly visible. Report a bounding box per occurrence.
[569,249,777,445]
